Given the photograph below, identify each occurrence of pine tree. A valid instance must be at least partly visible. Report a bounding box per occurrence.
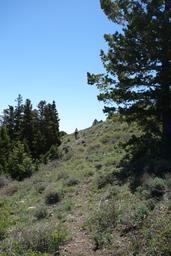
[88,0,171,158]
[3,106,15,140]
[14,94,23,138]
[0,97,61,164]
[29,109,42,159]
[8,141,34,180]
[22,99,34,154]
[40,101,60,153]
[0,126,10,173]
[47,101,60,146]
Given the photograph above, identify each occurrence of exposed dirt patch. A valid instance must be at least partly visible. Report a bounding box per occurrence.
[60,184,95,256]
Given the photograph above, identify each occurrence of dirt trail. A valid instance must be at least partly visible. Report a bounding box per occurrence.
[59,184,96,256]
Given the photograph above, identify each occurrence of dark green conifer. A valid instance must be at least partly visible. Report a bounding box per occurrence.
[88,0,171,158]
[0,96,61,177]
[14,94,23,138]
[22,99,34,154]
[8,141,34,180]
[0,126,10,173]
[3,106,15,139]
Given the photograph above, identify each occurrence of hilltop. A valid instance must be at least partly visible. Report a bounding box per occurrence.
[0,118,171,256]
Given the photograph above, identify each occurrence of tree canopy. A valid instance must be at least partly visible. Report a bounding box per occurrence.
[88,0,171,158]
[0,95,61,179]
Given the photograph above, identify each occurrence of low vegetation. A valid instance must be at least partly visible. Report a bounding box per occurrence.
[0,118,170,255]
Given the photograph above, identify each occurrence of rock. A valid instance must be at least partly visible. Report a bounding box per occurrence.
[27,206,36,210]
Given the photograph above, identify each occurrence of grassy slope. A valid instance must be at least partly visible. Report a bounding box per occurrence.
[0,118,171,256]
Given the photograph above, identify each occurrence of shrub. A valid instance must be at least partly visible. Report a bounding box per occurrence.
[22,224,67,253]
[63,200,73,212]
[64,177,79,187]
[59,131,67,138]
[96,172,115,189]
[36,182,47,194]
[145,220,171,255]
[42,145,59,164]
[94,162,103,170]
[1,223,68,254]
[3,182,18,196]
[25,252,48,256]
[0,203,11,240]
[86,143,101,154]
[8,141,35,181]
[44,186,60,205]
[146,199,156,211]
[48,145,59,160]
[83,169,94,177]
[59,145,73,160]
[100,134,117,144]
[34,205,48,220]
[135,204,149,222]
[0,176,9,188]
[87,201,117,248]
[138,177,167,198]
[56,171,68,181]
[148,177,166,197]
[138,187,151,199]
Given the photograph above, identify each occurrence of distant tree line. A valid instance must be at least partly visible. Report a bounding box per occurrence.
[0,95,61,180]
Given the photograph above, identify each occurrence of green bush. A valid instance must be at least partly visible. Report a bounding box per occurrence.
[145,220,171,255]
[0,247,48,256]
[34,205,48,220]
[47,145,59,160]
[94,162,103,170]
[148,177,166,197]
[56,170,68,181]
[42,145,59,164]
[64,177,79,187]
[135,204,149,222]
[0,203,12,240]
[22,224,67,253]
[63,199,73,212]
[138,177,167,199]
[3,182,18,196]
[25,252,48,256]
[96,172,115,189]
[146,199,156,211]
[59,144,73,160]
[1,223,68,254]
[87,201,117,248]
[36,182,47,194]
[8,141,35,180]
[44,186,60,205]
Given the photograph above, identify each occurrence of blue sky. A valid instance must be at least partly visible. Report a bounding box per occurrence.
[0,0,117,133]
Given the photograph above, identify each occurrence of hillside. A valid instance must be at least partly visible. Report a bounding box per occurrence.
[0,118,171,256]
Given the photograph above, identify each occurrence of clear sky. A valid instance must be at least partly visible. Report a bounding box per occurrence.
[0,0,117,133]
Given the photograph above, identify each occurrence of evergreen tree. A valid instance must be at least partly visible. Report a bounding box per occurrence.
[38,100,46,121]
[38,101,60,154]
[88,0,171,158]
[0,96,61,175]
[8,141,34,180]
[43,101,60,148]
[29,109,42,159]
[3,106,15,139]
[36,100,47,155]
[0,126,10,173]
[14,94,23,138]
[22,99,34,154]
